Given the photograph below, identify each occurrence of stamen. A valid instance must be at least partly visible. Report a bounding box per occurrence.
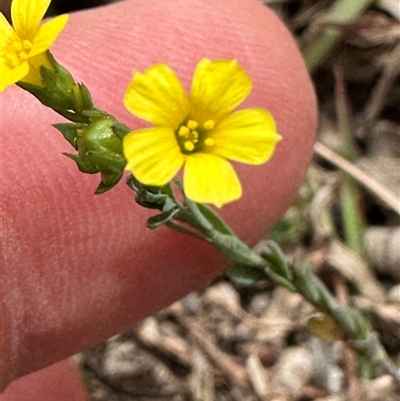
[175,118,215,154]
[19,50,29,60]
[6,53,19,68]
[178,126,190,137]
[12,41,23,52]
[22,40,32,49]
[184,141,195,151]
[187,120,198,129]
[6,39,33,68]
[204,120,215,130]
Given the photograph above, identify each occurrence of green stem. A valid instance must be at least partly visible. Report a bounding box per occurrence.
[165,221,209,242]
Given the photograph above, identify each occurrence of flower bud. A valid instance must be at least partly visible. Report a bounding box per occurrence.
[56,117,127,193]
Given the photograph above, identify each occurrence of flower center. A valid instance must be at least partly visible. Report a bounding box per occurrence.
[175,119,215,154]
[4,39,33,68]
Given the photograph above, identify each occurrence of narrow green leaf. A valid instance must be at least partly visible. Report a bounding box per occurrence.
[147,208,180,229]
[226,263,269,285]
[261,241,292,280]
[196,203,235,236]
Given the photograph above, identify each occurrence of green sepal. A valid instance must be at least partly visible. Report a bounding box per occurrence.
[112,123,131,140]
[71,83,94,112]
[95,172,124,194]
[63,153,99,174]
[18,52,95,123]
[19,78,82,122]
[53,123,82,149]
[260,241,292,281]
[82,109,110,119]
[87,150,126,175]
[59,116,126,194]
[76,117,125,170]
[226,263,269,285]
[35,54,78,114]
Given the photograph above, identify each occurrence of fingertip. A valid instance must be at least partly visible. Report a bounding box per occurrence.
[1,359,87,400]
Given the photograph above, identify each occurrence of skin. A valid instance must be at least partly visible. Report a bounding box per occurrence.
[0,0,317,398]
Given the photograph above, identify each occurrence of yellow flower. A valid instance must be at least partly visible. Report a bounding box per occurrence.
[0,0,68,92]
[123,59,282,208]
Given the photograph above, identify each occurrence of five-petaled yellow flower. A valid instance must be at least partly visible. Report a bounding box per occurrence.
[123,59,282,207]
[0,0,68,92]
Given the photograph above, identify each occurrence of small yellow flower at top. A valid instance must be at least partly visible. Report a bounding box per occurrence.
[123,58,282,208]
[0,0,68,92]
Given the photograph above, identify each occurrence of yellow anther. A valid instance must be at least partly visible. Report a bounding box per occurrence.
[204,119,215,130]
[22,40,32,49]
[178,126,190,137]
[6,53,17,62]
[19,51,29,60]
[187,120,198,129]
[6,39,33,68]
[192,130,199,139]
[193,138,199,143]
[12,41,23,52]
[204,138,215,147]
[184,141,195,151]
[6,53,19,68]
[12,39,32,54]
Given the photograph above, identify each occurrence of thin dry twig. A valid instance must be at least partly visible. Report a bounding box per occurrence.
[314,141,400,215]
[177,315,249,387]
[327,239,386,303]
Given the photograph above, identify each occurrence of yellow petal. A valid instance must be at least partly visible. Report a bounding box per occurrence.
[20,52,52,87]
[1,11,30,91]
[30,14,69,57]
[12,0,52,40]
[190,59,252,123]
[123,127,184,186]
[0,11,17,46]
[184,153,242,208]
[0,59,29,92]
[124,64,190,128]
[209,109,282,164]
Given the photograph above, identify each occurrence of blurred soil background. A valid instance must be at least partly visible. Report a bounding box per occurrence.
[3,0,399,399]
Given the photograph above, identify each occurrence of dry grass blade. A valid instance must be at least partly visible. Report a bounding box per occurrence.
[361,42,400,127]
[327,239,386,303]
[334,63,365,257]
[246,354,269,400]
[314,142,400,215]
[177,315,249,387]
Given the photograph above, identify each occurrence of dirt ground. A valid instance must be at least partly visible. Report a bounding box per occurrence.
[42,0,400,399]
